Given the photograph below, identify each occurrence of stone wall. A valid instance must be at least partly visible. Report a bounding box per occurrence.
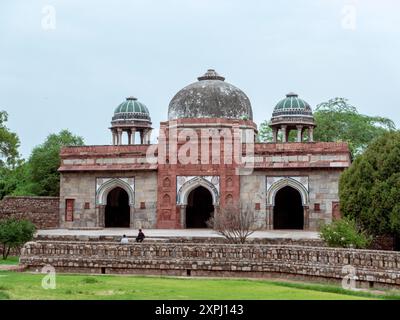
[33,234,325,247]
[59,145,156,172]
[20,241,400,289]
[0,196,59,229]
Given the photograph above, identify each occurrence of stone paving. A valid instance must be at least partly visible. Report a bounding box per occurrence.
[36,228,319,240]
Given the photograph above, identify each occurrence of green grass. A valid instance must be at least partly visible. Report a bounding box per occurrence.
[0,256,19,265]
[0,291,10,300]
[1,271,399,300]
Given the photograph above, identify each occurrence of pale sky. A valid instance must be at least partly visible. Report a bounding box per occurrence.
[1,0,399,158]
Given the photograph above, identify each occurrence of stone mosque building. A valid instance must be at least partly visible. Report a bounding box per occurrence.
[58,70,351,231]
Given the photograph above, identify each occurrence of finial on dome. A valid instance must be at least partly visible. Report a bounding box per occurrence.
[286,92,298,97]
[197,69,225,81]
[126,96,138,101]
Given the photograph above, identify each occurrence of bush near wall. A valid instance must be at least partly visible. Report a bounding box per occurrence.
[320,218,372,249]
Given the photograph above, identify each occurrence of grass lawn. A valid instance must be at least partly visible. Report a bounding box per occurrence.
[1,271,399,300]
[0,257,19,265]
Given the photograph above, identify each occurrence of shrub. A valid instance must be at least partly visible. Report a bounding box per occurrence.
[0,218,36,259]
[320,218,372,249]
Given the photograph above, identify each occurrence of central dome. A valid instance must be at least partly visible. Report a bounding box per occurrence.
[168,69,253,121]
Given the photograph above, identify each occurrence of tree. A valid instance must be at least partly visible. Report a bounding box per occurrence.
[27,130,84,196]
[207,203,259,244]
[257,121,273,143]
[0,161,36,200]
[314,98,395,157]
[0,129,84,199]
[0,218,35,260]
[339,131,400,243]
[0,111,20,168]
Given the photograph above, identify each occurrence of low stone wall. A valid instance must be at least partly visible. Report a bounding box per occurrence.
[33,234,325,247]
[20,241,400,289]
[0,196,59,229]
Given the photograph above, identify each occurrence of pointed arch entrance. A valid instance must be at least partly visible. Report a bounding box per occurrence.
[176,176,220,228]
[186,186,214,228]
[267,177,309,230]
[273,186,304,229]
[105,187,130,228]
[96,178,135,228]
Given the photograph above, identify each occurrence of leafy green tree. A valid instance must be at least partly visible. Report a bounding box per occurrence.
[0,161,36,200]
[0,218,35,259]
[27,130,84,196]
[0,111,20,168]
[0,129,84,199]
[0,111,24,199]
[314,98,395,157]
[339,131,400,241]
[257,120,273,142]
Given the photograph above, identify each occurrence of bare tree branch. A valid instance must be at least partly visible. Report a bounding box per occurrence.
[207,202,260,244]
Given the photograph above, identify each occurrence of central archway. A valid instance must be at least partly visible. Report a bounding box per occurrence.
[186,186,214,228]
[273,186,304,229]
[105,187,130,228]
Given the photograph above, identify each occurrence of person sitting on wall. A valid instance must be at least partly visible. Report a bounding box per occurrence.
[120,234,129,244]
[136,229,145,243]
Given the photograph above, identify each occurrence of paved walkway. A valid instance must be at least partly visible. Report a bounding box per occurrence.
[37,229,319,240]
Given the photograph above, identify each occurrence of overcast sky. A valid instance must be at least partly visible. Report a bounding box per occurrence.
[1,0,399,158]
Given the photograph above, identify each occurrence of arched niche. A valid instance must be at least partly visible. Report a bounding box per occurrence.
[267,177,309,206]
[177,177,219,206]
[96,178,135,206]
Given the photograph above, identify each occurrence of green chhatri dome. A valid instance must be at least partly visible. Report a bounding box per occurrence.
[273,92,312,115]
[269,92,316,142]
[112,97,151,122]
[270,92,315,129]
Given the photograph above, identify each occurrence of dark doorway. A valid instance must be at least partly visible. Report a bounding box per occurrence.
[395,235,400,251]
[105,187,130,228]
[273,186,304,230]
[186,186,214,228]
